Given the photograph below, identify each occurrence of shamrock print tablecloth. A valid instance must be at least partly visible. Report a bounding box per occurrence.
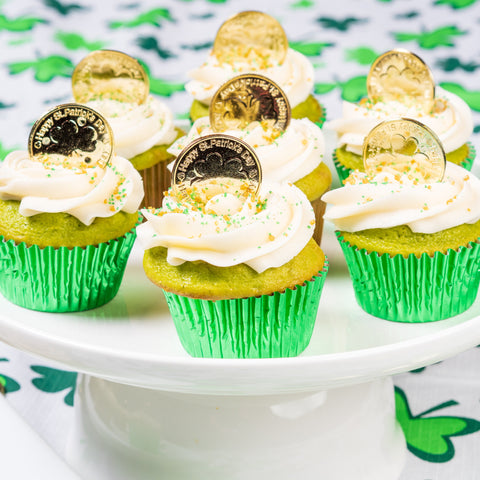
[1,0,480,478]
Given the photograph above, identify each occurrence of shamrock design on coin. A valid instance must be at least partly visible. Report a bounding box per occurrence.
[363,118,446,182]
[388,133,429,164]
[171,134,262,202]
[367,49,435,112]
[188,151,253,184]
[28,103,114,168]
[41,119,98,157]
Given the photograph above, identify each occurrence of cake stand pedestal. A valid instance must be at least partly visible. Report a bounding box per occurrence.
[1,230,479,480]
[67,376,404,480]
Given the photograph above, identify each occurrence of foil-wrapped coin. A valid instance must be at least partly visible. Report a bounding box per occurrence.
[72,50,149,104]
[363,118,446,183]
[367,49,435,112]
[212,11,288,67]
[209,74,291,133]
[171,134,262,201]
[28,103,114,168]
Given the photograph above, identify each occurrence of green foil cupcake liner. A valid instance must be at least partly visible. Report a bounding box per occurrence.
[163,261,329,359]
[461,142,476,171]
[0,227,137,313]
[332,150,351,184]
[315,104,327,129]
[336,232,480,323]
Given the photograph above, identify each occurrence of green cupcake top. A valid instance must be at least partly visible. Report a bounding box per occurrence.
[323,161,480,256]
[0,148,144,247]
[139,176,324,299]
[144,238,325,299]
[0,199,138,248]
[339,221,480,257]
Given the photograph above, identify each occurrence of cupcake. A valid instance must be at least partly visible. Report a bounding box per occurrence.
[326,49,475,183]
[322,118,480,323]
[72,50,183,207]
[186,11,325,126]
[0,104,144,312]
[138,134,328,358]
[169,74,331,245]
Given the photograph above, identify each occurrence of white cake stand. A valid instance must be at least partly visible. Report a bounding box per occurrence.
[1,226,479,480]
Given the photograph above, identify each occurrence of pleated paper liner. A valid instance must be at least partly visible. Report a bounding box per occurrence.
[336,232,480,323]
[311,195,327,246]
[139,160,171,209]
[0,226,137,313]
[333,142,476,185]
[164,261,329,359]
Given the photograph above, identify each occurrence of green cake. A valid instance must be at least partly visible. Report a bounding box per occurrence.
[130,127,184,171]
[144,238,324,300]
[339,221,480,258]
[294,162,331,203]
[0,199,138,249]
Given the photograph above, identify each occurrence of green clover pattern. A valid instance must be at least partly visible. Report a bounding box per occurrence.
[0,2,479,478]
[396,387,480,463]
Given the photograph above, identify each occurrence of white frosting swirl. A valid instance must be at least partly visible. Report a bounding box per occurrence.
[185,49,314,108]
[322,163,480,233]
[138,181,315,273]
[167,117,324,184]
[0,151,144,225]
[86,95,177,159]
[326,87,473,154]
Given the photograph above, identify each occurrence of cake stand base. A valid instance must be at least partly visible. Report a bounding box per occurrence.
[66,375,406,480]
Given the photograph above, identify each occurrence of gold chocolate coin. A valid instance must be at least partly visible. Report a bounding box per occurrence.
[28,103,114,168]
[72,50,149,104]
[212,11,288,67]
[209,74,291,133]
[367,49,435,112]
[363,118,446,182]
[171,134,262,201]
